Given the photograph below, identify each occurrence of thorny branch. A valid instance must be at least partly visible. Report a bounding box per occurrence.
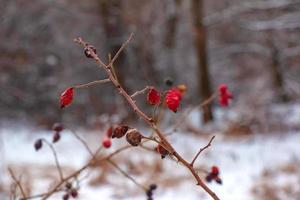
[74,34,221,200]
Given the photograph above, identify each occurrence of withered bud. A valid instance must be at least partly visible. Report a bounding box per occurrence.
[126,129,142,146]
[84,45,97,58]
[215,176,222,185]
[34,139,43,151]
[70,189,78,198]
[156,144,169,159]
[62,194,69,200]
[65,182,72,190]
[52,132,61,143]
[112,125,129,138]
[52,122,63,132]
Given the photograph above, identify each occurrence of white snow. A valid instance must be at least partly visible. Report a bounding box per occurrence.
[1,123,300,200]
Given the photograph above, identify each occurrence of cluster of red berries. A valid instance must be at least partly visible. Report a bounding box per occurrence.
[147,85,186,113]
[218,84,233,107]
[102,125,143,149]
[145,184,157,200]
[62,182,78,200]
[205,166,222,184]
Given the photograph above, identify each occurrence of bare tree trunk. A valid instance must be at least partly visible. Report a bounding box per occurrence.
[163,0,182,80]
[98,0,128,91]
[191,0,213,123]
[269,43,289,102]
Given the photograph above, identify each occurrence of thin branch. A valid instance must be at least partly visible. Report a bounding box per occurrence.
[8,168,26,200]
[190,136,216,167]
[73,79,110,89]
[168,93,217,134]
[42,139,64,181]
[106,158,147,191]
[36,143,137,200]
[108,33,134,69]
[70,130,94,158]
[131,86,149,98]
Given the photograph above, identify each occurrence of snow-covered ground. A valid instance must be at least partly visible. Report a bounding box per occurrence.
[1,122,300,200]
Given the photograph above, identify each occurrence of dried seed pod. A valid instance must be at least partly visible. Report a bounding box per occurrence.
[164,77,173,87]
[34,139,43,151]
[84,45,97,58]
[65,182,72,190]
[52,123,63,132]
[52,132,61,143]
[112,125,129,138]
[156,144,169,159]
[70,189,78,198]
[149,184,157,191]
[106,126,113,138]
[205,174,213,183]
[62,194,69,200]
[215,176,222,185]
[126,129,142,146]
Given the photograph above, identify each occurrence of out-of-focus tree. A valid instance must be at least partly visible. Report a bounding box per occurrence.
[191,0,214,123]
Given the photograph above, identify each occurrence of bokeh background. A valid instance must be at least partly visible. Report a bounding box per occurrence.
[1,0,300,200]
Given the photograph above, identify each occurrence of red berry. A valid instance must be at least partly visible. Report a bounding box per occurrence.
[218,84,233,107]
[165,88,182,112]
[147,87,161,105]
[218,84,228,94]
[106,126,113,138]
[211,166,219,176]
[102,137,112,148]
[60,87,74,109]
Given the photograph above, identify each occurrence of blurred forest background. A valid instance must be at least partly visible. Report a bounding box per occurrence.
[1,1,300,200]
[0,0,299,129]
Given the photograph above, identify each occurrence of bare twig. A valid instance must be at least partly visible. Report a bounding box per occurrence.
[70,129,94,158]
[8,168,26,200]
[169,92,217,134]
[131,86,150,98]
[107,158,147,191]
[190,136,216,167]
[32,142,140,200]
[74,79,110,89]
[42,139,64,181]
